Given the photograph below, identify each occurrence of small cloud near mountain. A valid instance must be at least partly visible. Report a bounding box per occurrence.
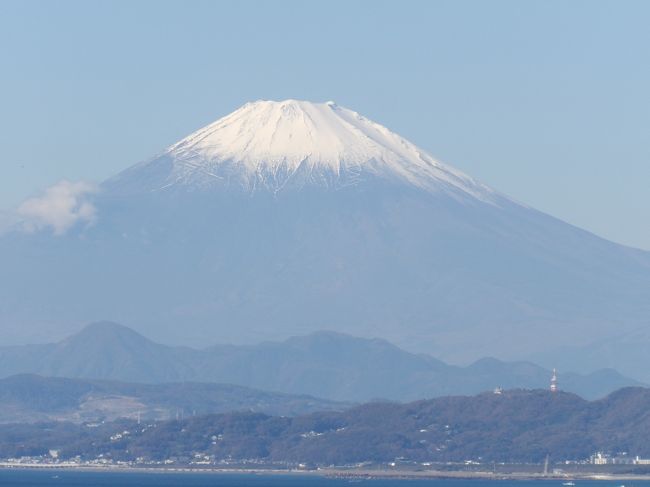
[17,180,98,235]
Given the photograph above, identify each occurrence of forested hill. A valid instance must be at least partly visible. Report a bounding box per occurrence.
[3,387,650,465]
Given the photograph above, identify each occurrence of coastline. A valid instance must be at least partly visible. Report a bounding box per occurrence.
[3,463,650,481]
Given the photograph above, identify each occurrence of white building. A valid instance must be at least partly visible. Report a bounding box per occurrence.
[590,452,650,465]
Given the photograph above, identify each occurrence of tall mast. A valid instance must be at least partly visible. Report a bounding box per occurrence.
[550,368,558,393]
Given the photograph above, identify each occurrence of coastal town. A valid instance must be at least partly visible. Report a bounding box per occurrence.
[3,452,650,480]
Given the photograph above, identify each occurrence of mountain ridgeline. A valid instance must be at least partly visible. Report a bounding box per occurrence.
[0,322,640,402]
[3,100,650,380]
[4,387,650,465]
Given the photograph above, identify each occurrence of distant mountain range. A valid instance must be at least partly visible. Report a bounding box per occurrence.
[0,374,349,424]
[4,387,650,465]
[0,322,641,402]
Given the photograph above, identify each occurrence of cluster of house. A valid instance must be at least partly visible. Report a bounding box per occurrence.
[590,452,650,465]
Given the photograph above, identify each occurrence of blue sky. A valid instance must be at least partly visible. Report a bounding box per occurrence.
[1,0,649,249]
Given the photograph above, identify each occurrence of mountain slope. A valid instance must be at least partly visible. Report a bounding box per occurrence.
[0,374,350,424]
[0,322,195,383]
[3,100,650,378]
[0,323,640,401]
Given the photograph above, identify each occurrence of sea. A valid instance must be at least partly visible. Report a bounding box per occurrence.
[0,472,648,487]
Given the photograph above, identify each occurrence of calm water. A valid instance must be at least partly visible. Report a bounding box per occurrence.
[0,472,647,487]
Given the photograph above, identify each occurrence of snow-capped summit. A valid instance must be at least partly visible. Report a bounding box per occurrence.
[109,100,496,201]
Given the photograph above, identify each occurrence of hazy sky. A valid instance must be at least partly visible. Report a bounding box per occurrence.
[1,0,649,249]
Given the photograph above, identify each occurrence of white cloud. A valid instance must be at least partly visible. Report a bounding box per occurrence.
[18,180,99,235]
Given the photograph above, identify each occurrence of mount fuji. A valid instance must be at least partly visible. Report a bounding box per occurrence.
[3,100,650,379]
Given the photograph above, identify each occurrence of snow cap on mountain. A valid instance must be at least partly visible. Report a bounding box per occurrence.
[110,99,498,202]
